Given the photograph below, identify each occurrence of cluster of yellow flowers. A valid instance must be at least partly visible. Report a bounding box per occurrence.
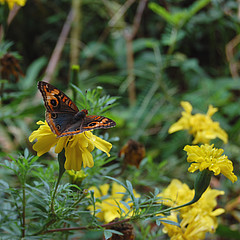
[169,101,228,144]
[0,0,26,9]
[158,179,225,240]
[88,182,140,223]
[29,99,238,239]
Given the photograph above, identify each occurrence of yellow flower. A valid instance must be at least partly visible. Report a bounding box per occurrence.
[67,170,88,185]
[158,179,194,207]
[29,120,113,171]
[169,101,228,144]
[184,144,237,183]
[0,0,26,9]
[88,182,140,223]
[159,179,225,240]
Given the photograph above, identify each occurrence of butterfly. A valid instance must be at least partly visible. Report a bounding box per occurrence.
[38,81,116,137]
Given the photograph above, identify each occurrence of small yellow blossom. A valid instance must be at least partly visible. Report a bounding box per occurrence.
[169,101,228,144]
[29,121,112,171]
[88,182,140,223]
[159,179,225,240]
[184,144,237,183]
[67,170,88,185]
[0,0,26,9]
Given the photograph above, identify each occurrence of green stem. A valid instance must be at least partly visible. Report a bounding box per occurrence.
[50,173,63,214]
[50,149,66,214]
[21,176,26,238]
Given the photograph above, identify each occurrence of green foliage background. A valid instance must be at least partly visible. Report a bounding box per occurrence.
[0,0,240,239]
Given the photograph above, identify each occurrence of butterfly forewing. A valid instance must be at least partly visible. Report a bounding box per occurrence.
[38,81,79,113]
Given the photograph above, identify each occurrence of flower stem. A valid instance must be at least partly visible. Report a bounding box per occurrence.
[50,173,63,214]
[50,149,66,214]
[21,180,26,238]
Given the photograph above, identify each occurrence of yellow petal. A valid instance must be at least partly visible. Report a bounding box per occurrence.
[82,148,94,168]
[93,136,112,157]
[65,145,83,170]
[180,101,192,113]
[207,105,218,117]
[111,182,126,198]
[99,183,110,196]
[55,136,68,153]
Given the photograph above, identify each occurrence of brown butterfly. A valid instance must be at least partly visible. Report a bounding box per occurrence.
[38,81,116,137]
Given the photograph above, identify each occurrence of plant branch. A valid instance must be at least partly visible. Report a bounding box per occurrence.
[43,9,74,84]
[70,0,82,67]
[124,0,148,105]
[42,217,132,234]
[38,198,193,235]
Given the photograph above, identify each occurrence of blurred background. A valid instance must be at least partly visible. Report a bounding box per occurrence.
[0,0,240,239]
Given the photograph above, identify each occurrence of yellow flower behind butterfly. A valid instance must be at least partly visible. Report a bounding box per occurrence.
[169,101,228,144]
[0,0,26,9]
[29,120,112,171]
[88,182,140,223]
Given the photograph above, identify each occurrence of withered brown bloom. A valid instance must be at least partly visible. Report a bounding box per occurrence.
[103,218,135,240]
[0,53,24,82]
[119,139,145,168]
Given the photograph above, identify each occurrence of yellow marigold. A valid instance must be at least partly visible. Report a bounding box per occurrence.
[29,120,112,171]
[0,0,26,9]
[158,179,194,207]
[159,179,225,240]
[88,182,140,223]
[184,144,237,183]
[169,101,228,144]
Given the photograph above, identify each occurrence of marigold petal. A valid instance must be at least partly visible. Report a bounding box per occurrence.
[168,120,186,133]
[92,135,112,157]
[82,149,94,168]
[207,105,218,117]
[55,137,68,153]
[32,136,57,156]
[29,121,58,156]
[104,211,119,223]
[181,101,192,113]
[111,182,126,197]
[65,145,83,170]
[99,184,110,196]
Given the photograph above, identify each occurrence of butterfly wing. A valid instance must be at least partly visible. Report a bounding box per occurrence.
[82,115,116,132]
[59,115,116,137]
[38,81,79,136]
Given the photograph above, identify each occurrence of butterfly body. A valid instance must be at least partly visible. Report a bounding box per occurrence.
[38,81,116,137]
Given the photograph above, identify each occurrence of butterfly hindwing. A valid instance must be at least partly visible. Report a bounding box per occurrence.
[59,115,116,137]
[82,115,116,131]
[45,111,76,136]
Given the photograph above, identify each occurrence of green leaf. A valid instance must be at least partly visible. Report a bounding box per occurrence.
[149,3,177,26]
[105,176,127,189]
[103,229,113,239]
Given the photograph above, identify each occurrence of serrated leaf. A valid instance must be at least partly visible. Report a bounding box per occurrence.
[103,229,113,239]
